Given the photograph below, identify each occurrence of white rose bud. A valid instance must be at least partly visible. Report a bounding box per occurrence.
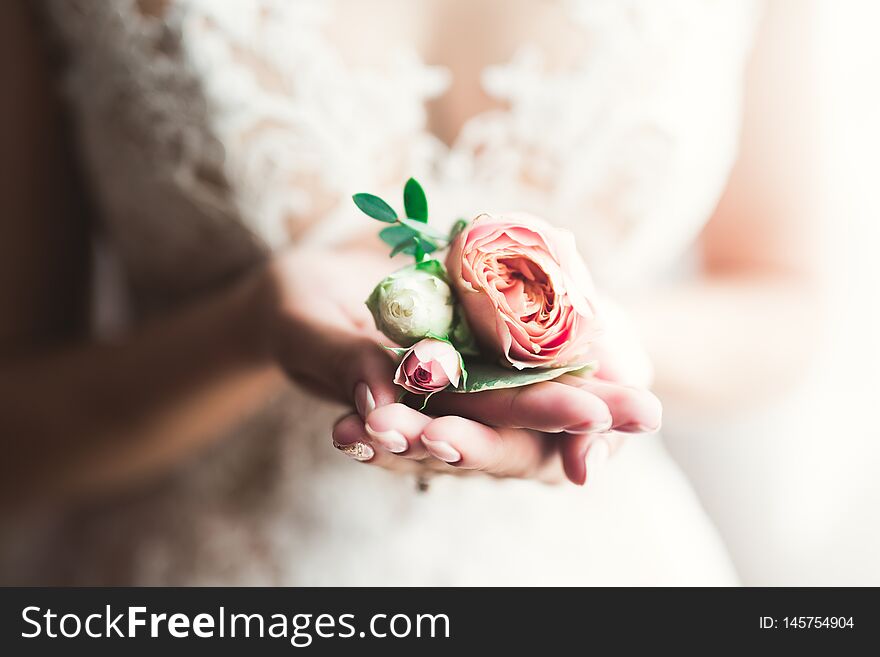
[366,263,455,346]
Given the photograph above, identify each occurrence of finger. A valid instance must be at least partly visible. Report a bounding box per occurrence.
[331,413,377,462]
[425,381,613,433]
[343,338,401,419]
[420,415,561,481]
[364,403,432,458]
[277,314,399,418]
[559,432,626,486]
[559,375,662,433]
[331,413,418,472]
[584,298,655,387]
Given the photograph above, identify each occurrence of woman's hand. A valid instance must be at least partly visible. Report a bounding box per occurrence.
[269,247,665,486]
[265,247,403,412]
[331,366,662,485]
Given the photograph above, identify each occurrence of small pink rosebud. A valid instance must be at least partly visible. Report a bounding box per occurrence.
[394,339,462,395]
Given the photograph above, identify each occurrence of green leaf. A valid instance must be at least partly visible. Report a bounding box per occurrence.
[450,309,479,355]
[413,237,426,262]
[422,331,451,341]
[398,217,448,242]
[403,178,428,222]
[402,236,438,255]
[449,218,469,241]
[380,225,438,257]
[383,346,409,358]
[379,224,416,248]
[390,237,416,258]
[414,258,449,283]
[451,360,597,394]
[352,193,397,223]
[455,349,468,390]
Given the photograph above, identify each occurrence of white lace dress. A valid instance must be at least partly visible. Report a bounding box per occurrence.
[3,0,758,585]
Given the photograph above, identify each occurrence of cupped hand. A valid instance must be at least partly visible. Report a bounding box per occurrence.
[331,369,661,486]
[266,247,660,486]
[329,296,661,486]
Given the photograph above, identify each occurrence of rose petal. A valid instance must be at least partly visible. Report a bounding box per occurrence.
[446,212,601,368]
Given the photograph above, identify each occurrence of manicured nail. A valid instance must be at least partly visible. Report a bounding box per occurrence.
[566,417,613,434]
[365,423,408,453]
[584,439,610,482]
[420,436,461,464]
[333,440,374,462]
[615,422,660,434]
[354,382,376,420]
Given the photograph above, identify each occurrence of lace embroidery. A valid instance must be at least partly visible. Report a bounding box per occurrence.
[44,0,758,294]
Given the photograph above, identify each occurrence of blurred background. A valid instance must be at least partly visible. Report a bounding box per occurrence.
[665,0,880,585]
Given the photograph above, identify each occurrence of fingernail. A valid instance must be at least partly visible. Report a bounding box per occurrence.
[354,382,376,420]
[420,436,461,464]
[615,422,660,434]
[365,423,408,453]
[584,439,610,483]
[333,440,375,462]
[566,417,613,434]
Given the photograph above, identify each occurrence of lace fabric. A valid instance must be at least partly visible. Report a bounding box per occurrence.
[45,0,758,296]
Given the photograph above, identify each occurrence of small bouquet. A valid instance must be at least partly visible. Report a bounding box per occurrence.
[355,178,601,404]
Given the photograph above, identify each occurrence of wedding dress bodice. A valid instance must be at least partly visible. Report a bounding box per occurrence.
[5,0,758,585]
[44,0,757,302]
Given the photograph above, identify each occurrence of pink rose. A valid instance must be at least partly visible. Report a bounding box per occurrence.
[394,339,462,395]
[446,213,600,369]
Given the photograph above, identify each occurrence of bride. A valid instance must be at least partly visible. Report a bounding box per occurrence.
[0,0,818,585]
